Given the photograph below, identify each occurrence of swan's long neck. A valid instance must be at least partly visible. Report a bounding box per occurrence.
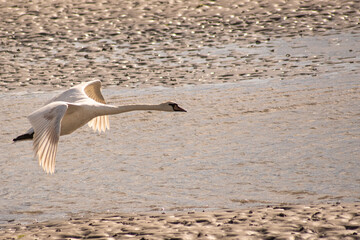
[98,104,164,116]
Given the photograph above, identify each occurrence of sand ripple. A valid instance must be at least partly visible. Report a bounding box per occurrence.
[1,203,359,239]
[0,0,359,90]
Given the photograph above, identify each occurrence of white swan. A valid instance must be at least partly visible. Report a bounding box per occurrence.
[13,80,186,174]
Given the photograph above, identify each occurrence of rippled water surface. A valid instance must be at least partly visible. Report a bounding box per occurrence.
[0,71,359,224]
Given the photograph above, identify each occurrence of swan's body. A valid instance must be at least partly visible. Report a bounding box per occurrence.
[14,80,186,174]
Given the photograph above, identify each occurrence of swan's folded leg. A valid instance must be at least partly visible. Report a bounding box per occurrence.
[13,129,34,142]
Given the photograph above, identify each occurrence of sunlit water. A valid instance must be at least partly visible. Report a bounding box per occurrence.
[0,70,359,224]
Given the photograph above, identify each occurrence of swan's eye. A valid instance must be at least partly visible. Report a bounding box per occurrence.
[168,103,177,111]
[167,103,186,112]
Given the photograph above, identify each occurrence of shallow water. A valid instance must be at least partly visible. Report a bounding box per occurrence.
[0,71,359,224]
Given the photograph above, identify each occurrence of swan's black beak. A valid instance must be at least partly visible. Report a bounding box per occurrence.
[174,105,187,112]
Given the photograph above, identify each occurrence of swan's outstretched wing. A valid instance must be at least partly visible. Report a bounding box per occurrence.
[83,80,110,133]
[28,102,68,174]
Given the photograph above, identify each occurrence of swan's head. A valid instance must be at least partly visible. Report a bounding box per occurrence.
[160,102,187,112]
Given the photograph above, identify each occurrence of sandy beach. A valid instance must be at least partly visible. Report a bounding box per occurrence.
[0,203,359,239]
[1,0,359,90]
[1,0,360,239]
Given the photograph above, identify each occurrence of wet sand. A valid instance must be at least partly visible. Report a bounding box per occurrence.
[1,203,359,239]
[0,0,359,90]
[1,0,360,239]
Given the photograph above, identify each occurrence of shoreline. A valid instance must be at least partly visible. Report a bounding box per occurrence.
[1,202,359,239]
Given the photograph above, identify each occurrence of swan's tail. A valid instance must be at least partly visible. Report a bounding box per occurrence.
[13,132,34,142]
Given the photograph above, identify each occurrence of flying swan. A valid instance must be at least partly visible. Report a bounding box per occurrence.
[13,80,186,174]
